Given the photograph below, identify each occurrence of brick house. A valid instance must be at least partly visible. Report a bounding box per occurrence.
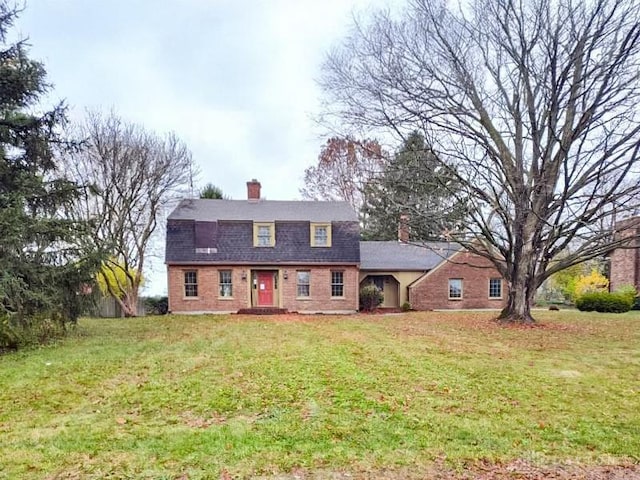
[609,217,640,292]
[359,241,508,310]
[406,249,508,310]
[359,241,457,307]
[165,180,508,313]
[166,180,360,314]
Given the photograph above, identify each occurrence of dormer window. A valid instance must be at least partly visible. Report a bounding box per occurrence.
[258,225,271,245]
[253,222,275,247]
[310,223,332,247]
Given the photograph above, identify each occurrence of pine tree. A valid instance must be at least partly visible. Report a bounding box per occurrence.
[199,183,225,199]
[362,132,467,241]
[0,3,99,347]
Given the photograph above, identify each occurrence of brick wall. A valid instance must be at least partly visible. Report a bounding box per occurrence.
[168,266,249,313]
[409,251,507,310]
[282,266,359,313]
[167,265,358,313]
[609,218,640,291]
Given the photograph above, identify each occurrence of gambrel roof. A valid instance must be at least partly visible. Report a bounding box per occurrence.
[165,198,360,265]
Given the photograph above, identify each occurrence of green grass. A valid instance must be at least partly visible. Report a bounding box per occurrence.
[0,310,639,478]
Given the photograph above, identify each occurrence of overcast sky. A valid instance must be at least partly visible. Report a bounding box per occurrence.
[17,0,398,294]
[19,0,397,200]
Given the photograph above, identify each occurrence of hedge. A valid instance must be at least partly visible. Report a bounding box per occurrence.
[575,291,634,313]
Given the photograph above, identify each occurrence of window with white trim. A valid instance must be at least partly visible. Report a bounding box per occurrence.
[331,271,344,297]
[184,270,198,297]
[448,278,463,299]
[489,278,502,298]
[219,270,233,297]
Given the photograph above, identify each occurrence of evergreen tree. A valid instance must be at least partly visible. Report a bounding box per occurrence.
[0,3,99,347]
[199,183,225,199]
[362,132,467,241]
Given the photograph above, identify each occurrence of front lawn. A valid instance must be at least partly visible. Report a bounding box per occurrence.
[0,311,638,478]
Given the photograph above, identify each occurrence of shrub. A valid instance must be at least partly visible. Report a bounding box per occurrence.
[144,296,169,315]
[0,315,20,351]
[614,284,637,306]
[0,312,68,351]
[575,291,633,313]
[359,285,383,311]
[401,301,411,312]
[573,270,609,301]
[548,263,583,302]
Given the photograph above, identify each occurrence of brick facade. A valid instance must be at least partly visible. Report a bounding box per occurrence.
[168,266,249,313]
[609,218,640,292]
[165,182,511,314]
[168,265,358,314]
[409,251,508,310]
[281,266,359,313]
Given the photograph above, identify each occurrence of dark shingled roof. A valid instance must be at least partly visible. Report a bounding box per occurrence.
[360,241,461,271]
[166,220,360,264]
[168,199,358,222]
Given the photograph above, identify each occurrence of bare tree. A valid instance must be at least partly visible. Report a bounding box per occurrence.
[320,0,640,323]
[301,137,385,227]
[63,111,196,316]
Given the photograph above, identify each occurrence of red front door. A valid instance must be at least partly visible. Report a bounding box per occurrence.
[257,272,274,306]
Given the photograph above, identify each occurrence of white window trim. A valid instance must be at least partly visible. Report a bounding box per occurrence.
[448,278,463,300]
[489,278,503,299]
[331,270,345,298]
[184,270,199,299]
[218,270,234,299]
[296,270,311,299]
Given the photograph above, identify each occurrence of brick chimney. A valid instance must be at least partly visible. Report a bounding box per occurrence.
[398,214,409,243]
[247,179,261,201]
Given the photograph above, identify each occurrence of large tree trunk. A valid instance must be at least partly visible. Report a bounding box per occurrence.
[499,282,536,324]
[499,235,538,324]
